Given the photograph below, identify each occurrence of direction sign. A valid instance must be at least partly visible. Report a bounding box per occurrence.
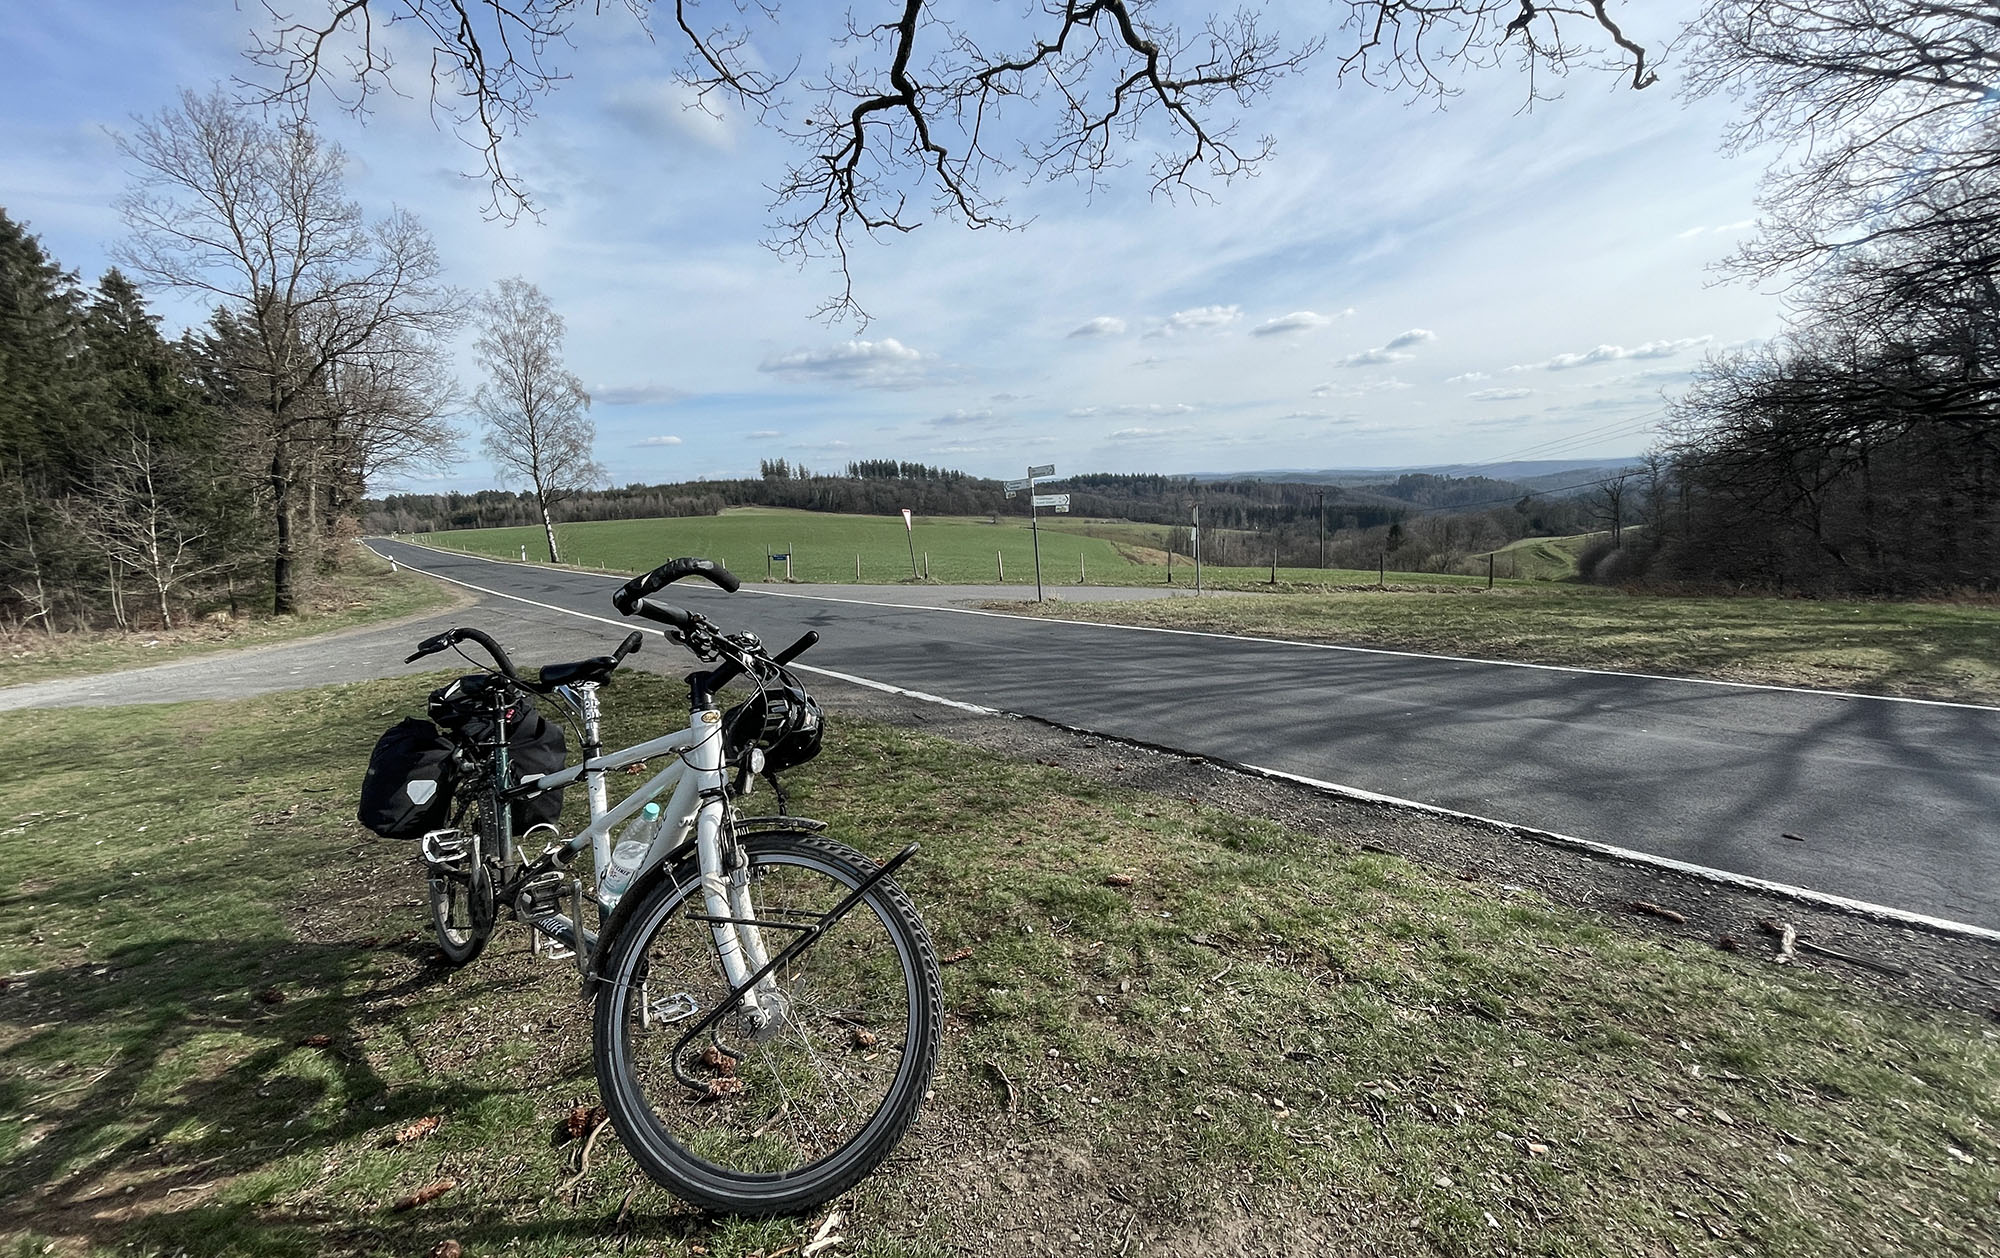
[1027,463,1055,479]
[1004,477,1030,498]
[1033,494,1069,510]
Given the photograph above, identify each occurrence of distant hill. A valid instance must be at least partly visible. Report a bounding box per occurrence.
[1183,458,1641,491]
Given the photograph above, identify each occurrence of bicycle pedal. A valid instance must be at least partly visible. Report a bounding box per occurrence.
[516,869,565,917]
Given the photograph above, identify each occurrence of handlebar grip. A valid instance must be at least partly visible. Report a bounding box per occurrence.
[612,631,644,662]
[613,557,740,615]
[772,630,819,666]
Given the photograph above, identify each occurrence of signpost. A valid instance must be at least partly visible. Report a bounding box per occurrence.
[901,508,919,580]
[1022,463,1057,601]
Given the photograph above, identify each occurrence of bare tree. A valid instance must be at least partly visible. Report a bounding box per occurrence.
[473,278,603,563]
[1685,1,2000,286]
[1593,471,1630,546]
[61,432,217,630]
[115,89,462,613]
[245,2,1352,322]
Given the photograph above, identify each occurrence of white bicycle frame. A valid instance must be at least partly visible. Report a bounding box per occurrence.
[525,683,777,1013]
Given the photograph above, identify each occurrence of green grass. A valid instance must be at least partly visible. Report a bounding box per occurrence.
[2,675,1997,1255]
[0,550,463,688]
[414,507,1488,590]
[1476,532,1608,582]
[997,584,2000,705]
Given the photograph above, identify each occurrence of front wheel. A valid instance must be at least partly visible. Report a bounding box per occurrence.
[592,832,942,1215]
[428,802,497,966]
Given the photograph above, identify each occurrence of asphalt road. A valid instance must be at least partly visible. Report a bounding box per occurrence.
[362,540,2000,930]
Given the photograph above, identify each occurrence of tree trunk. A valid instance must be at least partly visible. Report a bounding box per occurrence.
[271,440,298,615]
[540,501,561,564]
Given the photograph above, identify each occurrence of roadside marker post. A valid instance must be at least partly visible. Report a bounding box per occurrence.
[902,508,918,580]
[1193,504,1202,593]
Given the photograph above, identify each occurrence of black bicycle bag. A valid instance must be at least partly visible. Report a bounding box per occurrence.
[508,709,568,829]
[358,717,456,839]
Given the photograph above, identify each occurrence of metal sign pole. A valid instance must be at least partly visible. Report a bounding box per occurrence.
[1031,494,1043,602]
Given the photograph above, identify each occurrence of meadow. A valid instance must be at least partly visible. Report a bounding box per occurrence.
[416,507,1489,590]
[2,674,1995,1256]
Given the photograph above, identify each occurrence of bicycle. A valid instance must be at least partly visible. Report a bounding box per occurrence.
[398,557,944,1214]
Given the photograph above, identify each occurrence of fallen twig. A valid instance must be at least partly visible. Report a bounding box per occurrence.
[987,1059,1020,1113]
[1630,901,1687,924]
[558,1114,610,1195]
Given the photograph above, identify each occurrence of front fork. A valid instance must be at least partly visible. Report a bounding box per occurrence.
[696,797,782,1031]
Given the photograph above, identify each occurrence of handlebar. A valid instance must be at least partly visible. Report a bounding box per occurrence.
[612,557,740,616]
[405,626,521,679]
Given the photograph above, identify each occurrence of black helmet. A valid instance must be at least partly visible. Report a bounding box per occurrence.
[723,666,824,773]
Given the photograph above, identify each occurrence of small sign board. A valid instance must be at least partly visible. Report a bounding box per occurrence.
[769,552,790,561]
[1004,477,1030,492]
[1033,493,1069,510]
[1027,463,1056,479]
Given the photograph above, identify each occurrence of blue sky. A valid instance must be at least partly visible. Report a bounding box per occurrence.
[1,2,1781,492]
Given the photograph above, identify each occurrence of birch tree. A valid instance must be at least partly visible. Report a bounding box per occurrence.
[473,278,603,563]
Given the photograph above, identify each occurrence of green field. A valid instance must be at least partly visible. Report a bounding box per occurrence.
[416,507,1488,589]
[3,676,1996,1255]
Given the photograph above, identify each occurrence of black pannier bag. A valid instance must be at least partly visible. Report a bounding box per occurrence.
[508,709,567,830]
[428,675,568,829]
[358,717,456,839]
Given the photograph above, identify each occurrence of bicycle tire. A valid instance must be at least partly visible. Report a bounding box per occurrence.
[592,832,942,1215]
[429,799,498,966]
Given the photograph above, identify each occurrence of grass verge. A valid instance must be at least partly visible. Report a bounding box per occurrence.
[993,585,2000,705]
[1,675,1995,1255]
[0,550,464,688]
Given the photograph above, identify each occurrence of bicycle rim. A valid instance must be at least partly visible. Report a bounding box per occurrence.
[594,835,940,1213]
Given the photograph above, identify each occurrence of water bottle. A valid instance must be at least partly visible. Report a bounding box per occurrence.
[598,802,661,912]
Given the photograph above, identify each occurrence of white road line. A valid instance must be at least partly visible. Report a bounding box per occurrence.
[383,537,2000,713]
[372,538,2000,941]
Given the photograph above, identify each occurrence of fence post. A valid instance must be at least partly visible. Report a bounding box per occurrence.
[1080,554,1086,585]
[1487,552,1495,589]
[997,550,1004,582]
[1379,551,1385,586]
[856,553,861,581]
[923,551,930,581]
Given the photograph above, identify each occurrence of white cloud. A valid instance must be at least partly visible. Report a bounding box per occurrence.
[1108,425,1195,441]
[759,338,938,389]
[1384,328,1436,350]
[1340,347,1415,367]
[1311,378,1414,398]
[1506,335,1713,372]
[633,434,684,446]
[1467,387,1532,401]
[1153,305,1242,335]
[1445,371,1489,383]
[1067,316,1127,338]
[930,408,994,427]
[594,383,689,406]
[1067,402,1198,418]
[603,79,734,150]
[1252,309,1346,337]
[748,430,783,440]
